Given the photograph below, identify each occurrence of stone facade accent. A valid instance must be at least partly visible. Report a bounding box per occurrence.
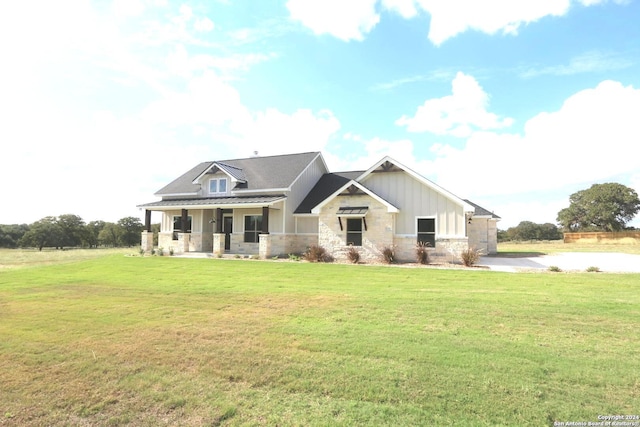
[393,236,469,263]
[319,194,394,262]
[212,233,225,256]
[158,233,174,253]
[141,231,154,253]
[177,233,190,253]
[467,218,497,255]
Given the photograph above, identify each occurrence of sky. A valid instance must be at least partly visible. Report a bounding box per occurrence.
[1,0,640,229]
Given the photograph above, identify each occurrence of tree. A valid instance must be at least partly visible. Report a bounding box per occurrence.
[557,183,640,232]
[19,217,62,251]
[117,217,144,247]
[502,221,562,241]
[0,224,29,248]
[98,223,120,247]
[57,214,86,248]
[84,220,106,248]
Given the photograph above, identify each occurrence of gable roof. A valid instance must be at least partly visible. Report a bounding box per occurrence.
[358,156,476,213]
[464,199,501,219]
[310,180,399,214]
[155,151,322,196]
[294,171,362,214]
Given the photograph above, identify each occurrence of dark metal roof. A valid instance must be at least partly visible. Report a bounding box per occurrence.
[209,162,247,182]
[138,195,286,209]
[294,171,363,214]
[336,206,368,216]
[155,152,321,196]
[463,199,501,219]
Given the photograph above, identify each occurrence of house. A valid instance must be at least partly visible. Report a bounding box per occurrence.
[138,151,500,261]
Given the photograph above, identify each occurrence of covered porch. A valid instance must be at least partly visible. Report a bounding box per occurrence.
[138,196,287,258]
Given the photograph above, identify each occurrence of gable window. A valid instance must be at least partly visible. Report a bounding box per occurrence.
[244,215,263,243]
[417,218,435,247]
[209,178,228,195]
[172,215,192,240]
[346,218,362,246]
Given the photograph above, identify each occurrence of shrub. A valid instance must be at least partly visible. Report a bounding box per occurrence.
[304,245,333,263]
[415,242,430,265]
[151,248,156,256]
[139,247,145,257]
[288,253,301,262]
[460,247,481,267]
[157,247,164,256]
[548,265,562,272]
[169,247,174,256]
[347,245,360,264]
[586,266,600,273]
[381,245,396,264]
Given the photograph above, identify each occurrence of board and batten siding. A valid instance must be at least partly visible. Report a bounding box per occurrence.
[363,171,466,237]
[284,154,327,233]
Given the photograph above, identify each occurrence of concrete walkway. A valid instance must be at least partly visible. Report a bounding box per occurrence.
[480,252,640,273]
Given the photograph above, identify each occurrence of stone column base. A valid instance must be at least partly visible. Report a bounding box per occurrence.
[177,233,190,253]
[212,233,225,256]
[259,234,271,259]
[141,231,154,254]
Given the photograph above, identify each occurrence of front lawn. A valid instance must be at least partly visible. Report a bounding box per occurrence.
[1,255,638,426]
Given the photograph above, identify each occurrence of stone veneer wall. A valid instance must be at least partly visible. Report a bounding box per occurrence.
[319,194,394,262]
[394,236,469,264]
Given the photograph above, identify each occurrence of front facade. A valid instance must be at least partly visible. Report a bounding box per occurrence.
[138,152,500,261]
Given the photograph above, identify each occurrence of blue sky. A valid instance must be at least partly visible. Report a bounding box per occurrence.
[1,0,639,228]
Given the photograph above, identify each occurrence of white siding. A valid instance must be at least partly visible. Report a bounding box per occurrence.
[363,171,465,237]
[285,154,327,233]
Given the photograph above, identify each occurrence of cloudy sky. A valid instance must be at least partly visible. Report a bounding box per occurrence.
[1,0,639,228]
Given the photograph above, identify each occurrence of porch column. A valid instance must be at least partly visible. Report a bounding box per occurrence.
[215,208,223,234]
[145,209,152,232]
[259,233,271,259]
[181,209,188,233]
[262,206,269,234]
[212,233,225,256]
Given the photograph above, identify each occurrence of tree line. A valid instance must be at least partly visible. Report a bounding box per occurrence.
[0,214,159,251]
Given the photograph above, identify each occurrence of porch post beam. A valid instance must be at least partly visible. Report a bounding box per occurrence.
[145,210,152,232]
[262,206,269,234]
[181,209,188,233]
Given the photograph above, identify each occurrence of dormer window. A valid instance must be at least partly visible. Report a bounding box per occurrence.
[209,178,228,195]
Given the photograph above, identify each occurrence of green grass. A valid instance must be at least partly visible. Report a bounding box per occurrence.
[1,254,639,426]
[498,240,640,256]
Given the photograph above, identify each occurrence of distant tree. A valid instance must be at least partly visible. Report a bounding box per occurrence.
[502,221,562,241]
[19,217,62,251]
[0,224,29,248]
[117,217,144,247]
[98,223,120,247]
[84,220,106,248]
[557,183,640,232]
[57,214,86,248]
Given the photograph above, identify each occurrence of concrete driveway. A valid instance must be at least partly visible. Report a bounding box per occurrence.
[479,252,640,273]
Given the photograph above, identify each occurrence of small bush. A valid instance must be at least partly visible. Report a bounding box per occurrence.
[151,248,156,256]
[288,253,301,261]
[586,266,600,273]
[548,265,562,272]
[169,247,174,256]
[304,245,333,262]
[347,245,360,264]
[157,247,164,256]
[139,248,145,257]
[415,242,430,265]
[460,247,481,267]
[381,245,396,264]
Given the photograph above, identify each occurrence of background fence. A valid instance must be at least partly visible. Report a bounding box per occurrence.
[563,231,640,243]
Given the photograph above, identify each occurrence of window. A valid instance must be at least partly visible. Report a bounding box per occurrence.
[172,215,192,240]
[209,178,228,194]
[346,218,362,246]
[417,218,435,247]
[244,215,263,243]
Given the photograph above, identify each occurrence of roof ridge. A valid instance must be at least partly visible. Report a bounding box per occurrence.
[207,151,320,163]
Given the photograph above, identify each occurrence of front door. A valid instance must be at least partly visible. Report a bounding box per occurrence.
[223,216,233,251]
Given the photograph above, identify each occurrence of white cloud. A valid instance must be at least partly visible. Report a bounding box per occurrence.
[424,80,640,200]
[396,72,513,137]
[194,16,215,32]
[381,0,418,18]
[286,0,380,41]
[520,50,633,78]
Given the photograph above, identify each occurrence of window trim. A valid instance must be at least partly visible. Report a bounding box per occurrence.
[416,217,436,248]
[243,214,263,243]
[208,177,228,195]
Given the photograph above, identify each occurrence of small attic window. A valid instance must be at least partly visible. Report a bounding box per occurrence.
[209,178,228,195]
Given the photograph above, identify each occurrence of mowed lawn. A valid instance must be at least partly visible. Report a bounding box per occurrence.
[0,254,639,426]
